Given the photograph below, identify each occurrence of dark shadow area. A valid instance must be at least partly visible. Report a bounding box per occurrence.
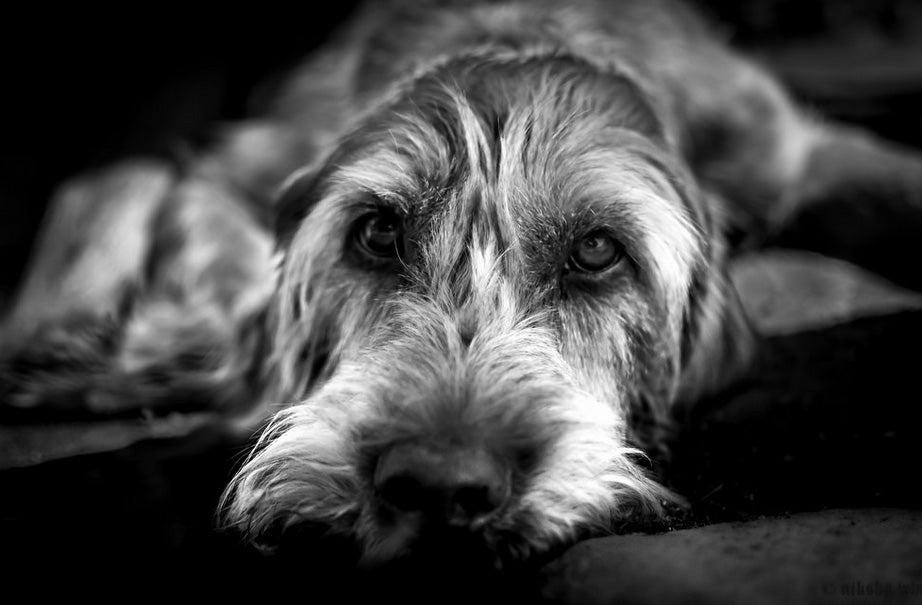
[670,310,922,524]
[3,310,921,595]
[0,5,363,298]
[2,0,922,600]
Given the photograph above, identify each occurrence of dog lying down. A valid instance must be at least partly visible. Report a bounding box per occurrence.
[2,0,921,571]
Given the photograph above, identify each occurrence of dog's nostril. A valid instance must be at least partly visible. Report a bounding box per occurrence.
[451,485,500,521]
[378,474,426,512]
[374,443,509,525]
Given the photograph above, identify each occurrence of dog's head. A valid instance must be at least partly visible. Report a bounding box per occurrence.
[222,51,752,569]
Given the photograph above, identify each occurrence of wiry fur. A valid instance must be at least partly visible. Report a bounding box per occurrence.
[4,0,922,570]
[224,55,732,565]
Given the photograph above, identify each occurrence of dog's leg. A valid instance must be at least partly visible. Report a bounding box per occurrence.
[0,162,275,414]
[2,162,174,342]
[0,161,170,411]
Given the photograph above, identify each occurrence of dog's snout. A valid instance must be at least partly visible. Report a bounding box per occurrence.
[374,443,509,526]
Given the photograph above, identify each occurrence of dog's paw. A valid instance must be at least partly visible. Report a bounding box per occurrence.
[732,249,922,336]
[0,308,265,418]
[0,313,124,415]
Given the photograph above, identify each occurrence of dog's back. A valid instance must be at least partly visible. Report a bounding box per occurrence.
[232,0,811,223]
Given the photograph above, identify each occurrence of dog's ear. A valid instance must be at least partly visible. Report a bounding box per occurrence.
[274,126,373,245]
[275,165,324,246]
[675,262,756,406]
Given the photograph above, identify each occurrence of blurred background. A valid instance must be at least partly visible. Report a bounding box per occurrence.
[1,0,922,301]
[1,0,921,593]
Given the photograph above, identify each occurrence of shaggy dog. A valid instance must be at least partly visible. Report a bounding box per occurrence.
[2,0,921,573]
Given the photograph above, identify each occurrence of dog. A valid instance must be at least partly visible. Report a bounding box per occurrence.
[2,0,921,574]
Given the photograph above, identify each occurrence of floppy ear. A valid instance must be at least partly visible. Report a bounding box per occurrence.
[273,124,374,245]
[274,151,352,248]
[674,251,757,407]
[275,166,322,246]
[629,215,756,454]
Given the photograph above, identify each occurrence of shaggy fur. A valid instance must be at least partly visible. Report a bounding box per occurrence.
[2,0,921,571]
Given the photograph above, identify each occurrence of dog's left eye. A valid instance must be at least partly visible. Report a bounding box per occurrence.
[568,232,624,273]
[355,210,404,258]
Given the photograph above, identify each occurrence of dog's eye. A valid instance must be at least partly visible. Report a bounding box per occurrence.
[355,210,404,258]
[568,232,623,273]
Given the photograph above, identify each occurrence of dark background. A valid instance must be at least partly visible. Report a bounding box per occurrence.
[1,0,921,596]
[1,0,922,299]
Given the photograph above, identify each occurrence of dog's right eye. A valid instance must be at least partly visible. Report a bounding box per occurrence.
[568,231,624,274]
[354,210,404,259]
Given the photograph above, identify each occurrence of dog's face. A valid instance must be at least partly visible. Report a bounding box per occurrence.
[223,53,749,568]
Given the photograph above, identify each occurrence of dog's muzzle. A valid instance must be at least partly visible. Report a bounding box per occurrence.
[374,442,511,529]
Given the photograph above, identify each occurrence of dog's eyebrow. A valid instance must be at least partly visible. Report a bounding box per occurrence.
[553,197,643,254]
[329,148,461,219]
[329,172,414,214]
[322,188,410,222]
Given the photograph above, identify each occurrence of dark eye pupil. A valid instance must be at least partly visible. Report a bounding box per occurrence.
[570,233,621,272]
[358,212,402,256]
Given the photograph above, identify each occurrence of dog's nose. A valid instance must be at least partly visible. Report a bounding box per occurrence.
[374,443,509,526]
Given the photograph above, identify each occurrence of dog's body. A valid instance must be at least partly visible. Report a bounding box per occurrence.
[3,0,922,571]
